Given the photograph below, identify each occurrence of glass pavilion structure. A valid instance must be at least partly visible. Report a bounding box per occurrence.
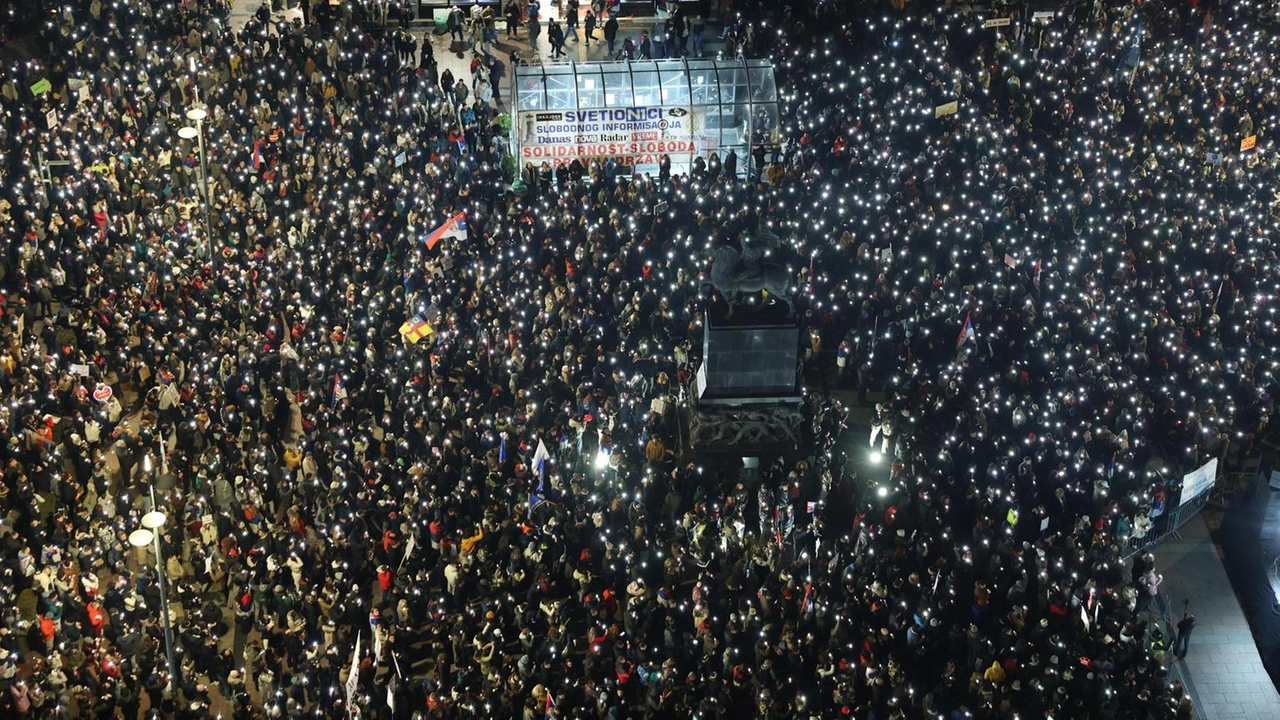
[509,58,779,177]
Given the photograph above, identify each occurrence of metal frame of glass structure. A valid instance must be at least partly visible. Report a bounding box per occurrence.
[510,58,778,177]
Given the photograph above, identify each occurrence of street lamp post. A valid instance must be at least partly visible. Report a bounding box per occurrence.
[179,107,215,268]
[129,510,179,694]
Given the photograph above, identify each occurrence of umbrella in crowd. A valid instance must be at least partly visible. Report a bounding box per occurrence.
[0,0,1270,717]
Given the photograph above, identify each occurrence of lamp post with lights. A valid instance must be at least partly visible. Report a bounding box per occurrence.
[178,106,214,268]
[128,509,180,693]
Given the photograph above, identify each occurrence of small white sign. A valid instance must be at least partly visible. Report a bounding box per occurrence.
[984,17,1012,27]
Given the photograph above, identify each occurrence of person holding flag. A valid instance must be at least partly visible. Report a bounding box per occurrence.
[331,374,347,407]
[528,437,552,518]
[424,210,468,250]
[956,313,975,350]
[398,315,434,344]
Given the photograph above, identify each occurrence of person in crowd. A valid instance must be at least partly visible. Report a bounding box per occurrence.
[604,13,619,56]
[548,19,565,59]
[584,8,598,45]
[448,4,466,43]
[504,0,522,39]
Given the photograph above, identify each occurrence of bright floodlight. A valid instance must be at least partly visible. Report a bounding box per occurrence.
[870,450,883,463]
[594,449,609,470]
[141,511,167,530]
[129,529,154,548]
[177,126,199,140]
[877,486,889,498]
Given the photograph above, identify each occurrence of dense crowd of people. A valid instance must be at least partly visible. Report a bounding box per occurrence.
[0,0,1276,717]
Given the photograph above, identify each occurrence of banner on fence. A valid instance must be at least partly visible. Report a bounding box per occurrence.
[1179,457,1218,506]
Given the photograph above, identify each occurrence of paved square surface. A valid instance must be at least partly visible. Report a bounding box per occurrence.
[1156,513,1280,720]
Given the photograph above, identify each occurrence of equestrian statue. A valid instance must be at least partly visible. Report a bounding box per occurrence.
[705,227,795,317]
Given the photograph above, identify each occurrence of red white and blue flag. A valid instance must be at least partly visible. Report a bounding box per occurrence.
[331,374,347,407]
[423,211,467,250]
[956,314,974,349]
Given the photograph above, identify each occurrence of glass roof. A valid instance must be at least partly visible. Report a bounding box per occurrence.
[512,59,777,112]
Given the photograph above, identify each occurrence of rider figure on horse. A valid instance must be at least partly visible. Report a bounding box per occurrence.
[737,231,768,283]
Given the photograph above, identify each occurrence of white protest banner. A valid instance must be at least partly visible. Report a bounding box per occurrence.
[46,109,58,129]
[516,106,695,165]
[1032,11,1056,21]
[1179,458,1218,505]
[984,17,1012,27]
[345,630,362,715]
[934,101,959,118]
[70,364,91,377]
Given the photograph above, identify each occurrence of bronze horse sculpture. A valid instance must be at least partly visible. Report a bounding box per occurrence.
[706,244,795,317]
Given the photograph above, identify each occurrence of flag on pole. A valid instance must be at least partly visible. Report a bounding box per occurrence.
[531,438,551,479]
[806,501,817,514]
[423,211,467,250]
[545,692,556,719]
[398,315,434,344]
[399,533,415,570]
[499,435,507,463]
[956,314,974,349]
[528,489,547,518]
[1122,18,1142,68]
[331,374,347,407]
[344,631,362,716]
[1032,259,1042,290]
[251,140,265,169]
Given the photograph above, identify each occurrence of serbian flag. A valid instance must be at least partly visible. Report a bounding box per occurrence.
[398,315,434,344]
[956,314,974,349]
[330,374,347,407]
[423,211,467,250]
[251,140,265,169]
[1032,259,1042,290]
